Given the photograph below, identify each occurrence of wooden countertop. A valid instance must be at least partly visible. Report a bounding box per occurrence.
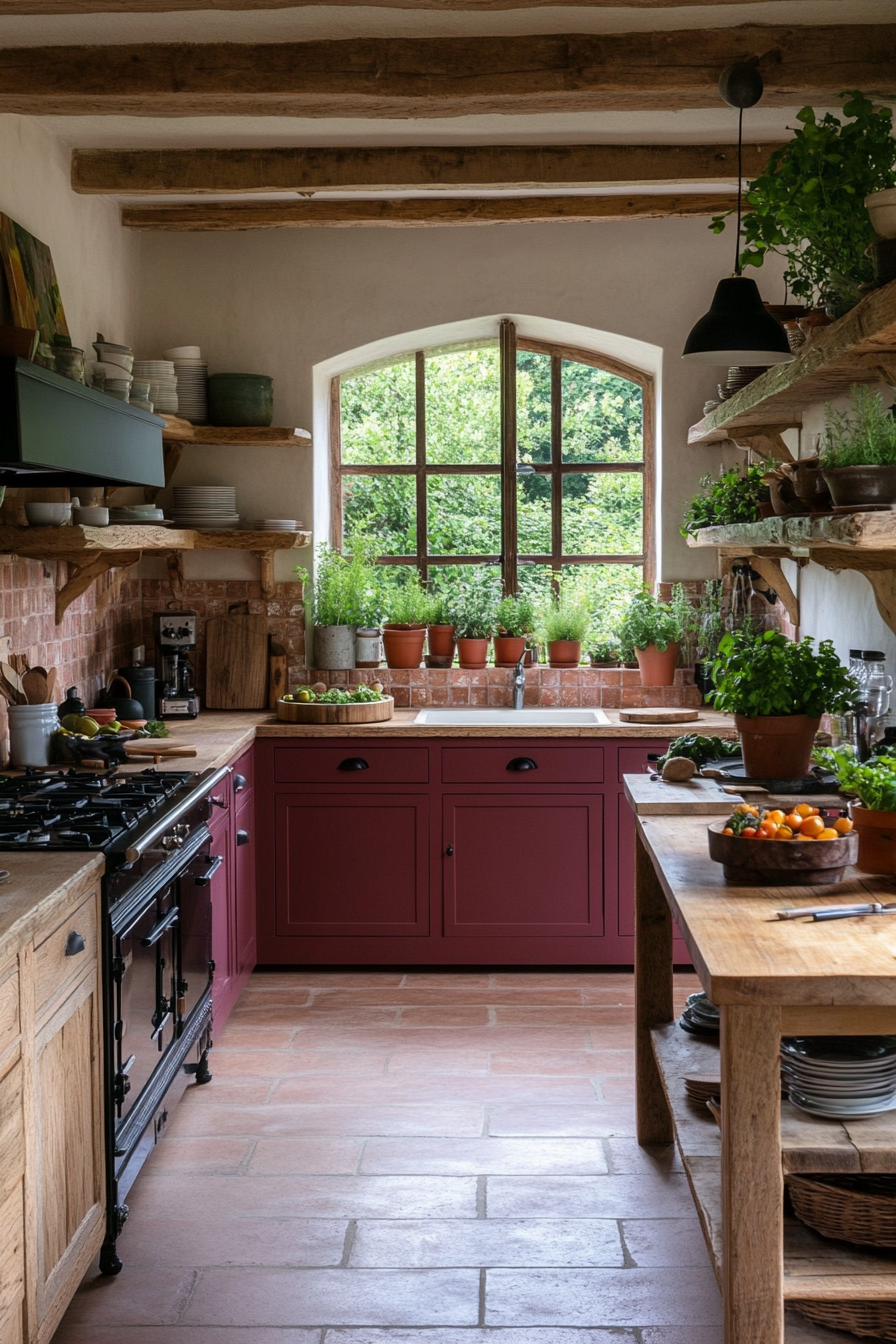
[637,813,896,1008]
[116,711,263,774]
[255,708,738,739]
[0,851,103,965]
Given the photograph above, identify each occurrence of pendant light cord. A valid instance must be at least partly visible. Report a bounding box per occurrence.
[734,105,743,276]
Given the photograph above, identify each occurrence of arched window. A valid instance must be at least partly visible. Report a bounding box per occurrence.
[330,318,654,609]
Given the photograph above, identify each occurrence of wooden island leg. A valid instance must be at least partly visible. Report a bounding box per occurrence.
[634,825,674,1145]
[721,1004,783,1344]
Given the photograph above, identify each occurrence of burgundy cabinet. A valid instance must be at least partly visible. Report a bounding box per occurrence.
[273,792,430,938]
[205,747,258,1032]
[443,793,604,938]
[207,804,234,1020]
[615,743,690,962]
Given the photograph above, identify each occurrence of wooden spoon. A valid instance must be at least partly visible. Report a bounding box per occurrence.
[45,667,58,702]
[22,669,48,705]
[1,663,25,704]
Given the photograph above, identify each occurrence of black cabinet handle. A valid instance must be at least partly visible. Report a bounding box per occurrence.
[193,855,224,887]
[507,757,538,771]
[210,795,227,810]
[233,773,248,793]
[338,757,370,771]
[141,907,180,947]
[446,844,454,857]
[65,930,86,956]
[236,829,250,847]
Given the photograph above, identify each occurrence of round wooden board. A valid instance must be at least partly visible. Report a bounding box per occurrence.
[619,708,700,724]
[277,696,394,724]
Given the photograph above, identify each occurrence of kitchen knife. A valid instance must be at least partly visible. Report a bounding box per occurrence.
[813,904,896,922]
[775,903,890,919]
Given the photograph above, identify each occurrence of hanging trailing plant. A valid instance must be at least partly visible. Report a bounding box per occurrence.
[711,92,896,311]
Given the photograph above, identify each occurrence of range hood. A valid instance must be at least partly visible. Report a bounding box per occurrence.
[0,357,165,487]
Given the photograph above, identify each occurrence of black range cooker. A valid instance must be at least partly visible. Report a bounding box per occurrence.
[0,763,231,1274]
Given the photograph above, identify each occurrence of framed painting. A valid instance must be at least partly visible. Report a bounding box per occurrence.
[0,214,69,343]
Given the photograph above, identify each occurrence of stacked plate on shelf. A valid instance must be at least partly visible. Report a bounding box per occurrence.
[678,991,720,1037]
[684,1073,721,1106]
[782,1036,896,1118]
[171,485,239,530]
[164,346,207,423]
[133,359,178,414]
[250,518,305,531]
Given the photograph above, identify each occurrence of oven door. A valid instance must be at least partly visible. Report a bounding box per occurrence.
[176,849,220,1030]
[113,882,180,1126]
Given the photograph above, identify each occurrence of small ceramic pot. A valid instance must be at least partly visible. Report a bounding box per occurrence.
[734,713,821,779]
[456,637,490,669]
[355,627,383,668]
[548,639,582,669]
[382,625,426,670]
[823,465,896,510]
[313,624,357,670]
[427,625,456,661]
[635,642,679,687]
[852,805,896,873]
[493,635,527,667]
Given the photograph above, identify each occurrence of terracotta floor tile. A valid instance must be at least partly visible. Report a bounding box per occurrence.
[309,987,587,1006]
[581,986,637,1004]
[233,1005,402,1027]
[599,1076,636,1103]
[494,1006,635,1026]
[397,1006,491,1026]
[325,1332,635,1344]
[167,1103,486,1139]
[349,1218,623,1267]
[289,1027,595,1051]
[236,988,315,1007]
[488,1104,637,1138]
[182,1267,480,1327]
[247,1138,364,1175]
[360,1137,607,1176]
[269,1074,597,1106]
[621,1217,713,1267]
[489,1049,634,1076]
[115,1215,347,1266]
[489,972,614,988]
[216,1025,297,1050]
[178,1077,275,1107]
[212,1049,389,1077]
[128,1173,478,1220]
[642,1331,723,1344]
[486,1174,696,1220]
[140,1137,253,1175]
[605,1138,684,1175]
[400,972,492,987]
[252,971,405,987]
[59,1266,198,1326]
[52,1330,321,1344]
[486,1266,722,1327]
[587,1026,637,1049]
[386,1048,490,1074]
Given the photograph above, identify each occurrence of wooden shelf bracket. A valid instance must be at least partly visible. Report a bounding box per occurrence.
[54,551,141,623]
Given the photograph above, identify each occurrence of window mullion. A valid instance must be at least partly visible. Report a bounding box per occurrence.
[551,353,562,596]
[415,350,427,585]
[499,318,517,595]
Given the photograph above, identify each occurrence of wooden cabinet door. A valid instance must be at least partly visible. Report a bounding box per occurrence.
[275,793,429,938]
[443,793,604,938]
[208,807,235,1022]
[0,1052,25,1344]
[234,799,257,985]
[34,969,104,1343]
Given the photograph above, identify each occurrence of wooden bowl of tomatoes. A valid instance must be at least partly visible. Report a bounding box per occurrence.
[708,804,858,885]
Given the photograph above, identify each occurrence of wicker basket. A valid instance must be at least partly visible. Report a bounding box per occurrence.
[793,1300,896,1341]
[786,1174,896,1248]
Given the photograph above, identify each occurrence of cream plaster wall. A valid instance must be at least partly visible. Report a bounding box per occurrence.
[0,114,138,355]
[133,216,787,583]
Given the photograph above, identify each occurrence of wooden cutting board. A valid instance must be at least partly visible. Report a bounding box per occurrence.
[619,708,700,724]
[205,613,268,709]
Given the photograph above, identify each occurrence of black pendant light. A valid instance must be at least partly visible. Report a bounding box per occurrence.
[681,62,794,366]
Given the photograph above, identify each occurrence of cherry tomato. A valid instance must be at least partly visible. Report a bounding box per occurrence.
[800,816,825,839]
[834,816,854,834]
[817,827,839,840]
[742,827,757,838]
[784,812,803,832]
[765,809,786,826]
[723,827,734,835]
[795,803,815,819]
[759,821,779,839]
[775,825,794,840]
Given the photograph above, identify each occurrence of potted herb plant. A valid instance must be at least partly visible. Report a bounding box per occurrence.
[618,590,682,687]
[382,576,430,669]
[820,384,896,508]
[681,464,771,538]
[452,571,499,669]
[540,592,591,668]
[588,637,621,668]
[670,583,699,670]
[301,545,379,671]
[711,93,896,315]
[693,580,723,702]
[814,746,896,873]
[711,629,856,779]
[494,594,535,667]
[425,591,457,667]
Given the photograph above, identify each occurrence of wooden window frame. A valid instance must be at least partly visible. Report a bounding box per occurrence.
[330,323,655,593]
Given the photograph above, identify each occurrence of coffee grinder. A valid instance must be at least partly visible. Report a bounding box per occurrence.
[153,609,200,719]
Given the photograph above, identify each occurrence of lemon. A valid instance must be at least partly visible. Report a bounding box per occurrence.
[75,716,99,737]
[297,689,311,703]
[61,714,82,732]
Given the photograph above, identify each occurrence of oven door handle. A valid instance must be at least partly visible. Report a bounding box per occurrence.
[125,765,232,862]
[141,907,180,947]
[192,854,223,886]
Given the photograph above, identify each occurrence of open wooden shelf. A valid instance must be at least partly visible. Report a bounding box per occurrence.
[651,1024,896,1313]
[687,279,896,450]
[0,523,311,620]
[160,416,311,447]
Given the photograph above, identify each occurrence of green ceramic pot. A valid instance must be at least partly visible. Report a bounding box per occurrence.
[207,373,273,427]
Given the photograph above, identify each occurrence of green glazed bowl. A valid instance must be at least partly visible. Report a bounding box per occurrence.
[208,373,273,427]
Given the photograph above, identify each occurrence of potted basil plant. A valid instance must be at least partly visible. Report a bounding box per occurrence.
[588,638,621,668]
[814,746,896,873]
[494,594,535,667]
[711,629,857,779]
[425,591,457,667]
[618,590,682,687]
[820,384,896,509]
[382,577,430,669]
[540,593,591,668]
[452,572,500,669]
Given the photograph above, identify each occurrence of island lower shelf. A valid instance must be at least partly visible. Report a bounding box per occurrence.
[650,1022,896,1325]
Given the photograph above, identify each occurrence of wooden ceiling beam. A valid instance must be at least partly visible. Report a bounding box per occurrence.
[0,0,804,11]
[2,26,893,118]
[120,192,740,229]
[73,142,783,196]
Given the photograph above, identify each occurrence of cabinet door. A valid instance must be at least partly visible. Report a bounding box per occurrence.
[234,800,257,981]
[208,808,234,1020]
[443,794,604,938]
[0,1054,25,1344]
[275,793,429,938]
[34,970,104,1340]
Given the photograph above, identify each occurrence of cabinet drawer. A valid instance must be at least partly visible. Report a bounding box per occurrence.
[274,744,429,785]
[442,744,603,785]
[34,891,97,1020]
[0,966,18,1061]
[0,1059,24,1207]
[618,742,667,783]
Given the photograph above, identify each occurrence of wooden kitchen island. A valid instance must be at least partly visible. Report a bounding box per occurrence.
[631,808,896,1344]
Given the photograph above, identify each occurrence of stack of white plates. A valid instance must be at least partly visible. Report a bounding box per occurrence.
[250,519,305,531]
[164,346,207,424]
[782,1037,896,1118]
[92,360,133,402]
[171,485,239,530]
[134,360,178,414]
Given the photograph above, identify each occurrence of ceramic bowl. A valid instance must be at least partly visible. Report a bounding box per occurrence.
[25,503,71,526]
[163,345,201,360]
[73,507,109,527]
[85,707,118,725]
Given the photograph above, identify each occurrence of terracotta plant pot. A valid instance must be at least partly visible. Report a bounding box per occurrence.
[734,713,821,779]
[493,635,527,667]
[427,624,456,661]
[851,805,896,874]
[590,659,620,669]
[822,465,896,510]
[548,639,582,669]
[456,637,490,669]
[382,624,426,670]
[635,642,680,687]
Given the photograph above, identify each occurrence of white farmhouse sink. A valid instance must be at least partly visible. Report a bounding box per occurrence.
[414,707,610,726]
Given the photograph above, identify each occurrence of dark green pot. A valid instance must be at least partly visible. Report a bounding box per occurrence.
[208,373,273,427]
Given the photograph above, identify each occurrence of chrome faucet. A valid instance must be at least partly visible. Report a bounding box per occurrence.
[512,650,527,711]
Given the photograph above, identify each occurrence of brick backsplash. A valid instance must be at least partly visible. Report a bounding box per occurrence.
[305,665,703,710]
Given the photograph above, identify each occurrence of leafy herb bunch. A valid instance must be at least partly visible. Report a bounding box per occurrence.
[496,594,536,639]
[681,464,770,538]
[303,544,382,627]
[711,629,857,718]
[821,385,896,469]
[814,746,896,812]
[452,568,501,639]
[540,591,592,645]
[711,93,896,309]
[618,589,681,654]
